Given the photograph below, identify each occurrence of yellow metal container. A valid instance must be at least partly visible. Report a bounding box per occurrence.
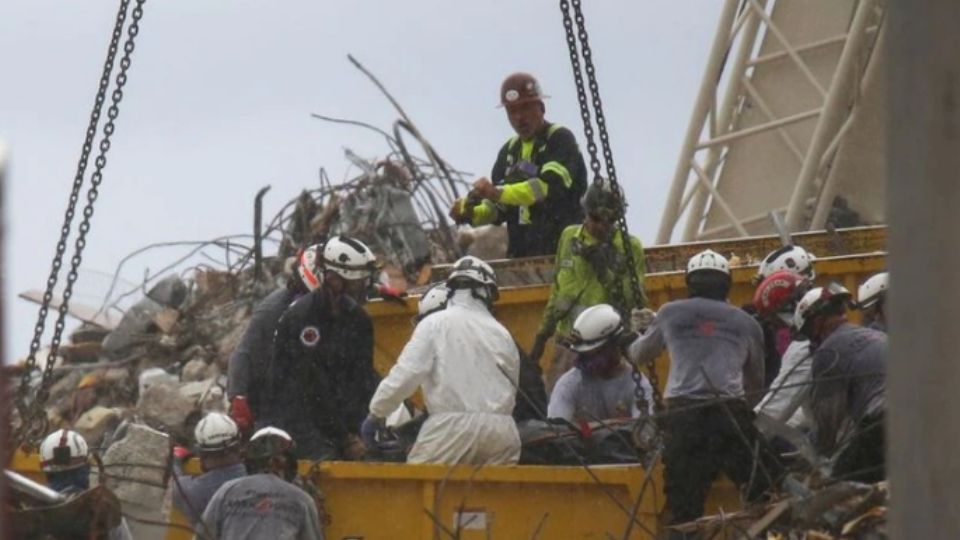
[165,460,662,540]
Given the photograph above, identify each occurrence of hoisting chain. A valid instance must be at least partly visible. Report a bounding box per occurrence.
[13,0,146,449]
[560,0,663,414]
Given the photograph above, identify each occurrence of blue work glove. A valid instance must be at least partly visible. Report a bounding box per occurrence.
[360,415,385,449]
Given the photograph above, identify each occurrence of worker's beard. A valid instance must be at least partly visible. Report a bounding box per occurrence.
[574,349,620,378]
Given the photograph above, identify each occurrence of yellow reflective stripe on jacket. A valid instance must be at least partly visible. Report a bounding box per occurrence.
[500,178,549,206]
[520,140,534,161]
[470,199,499,226]
[541,161,573,188]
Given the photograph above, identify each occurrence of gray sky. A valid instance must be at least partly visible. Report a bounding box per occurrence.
[0,0,722,360]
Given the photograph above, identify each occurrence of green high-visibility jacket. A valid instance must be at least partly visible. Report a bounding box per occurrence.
[539,224,647,337]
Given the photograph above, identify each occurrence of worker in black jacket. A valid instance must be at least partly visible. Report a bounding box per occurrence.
[261,236,381,460]
[227,245,322,434]
[451,72,587,258]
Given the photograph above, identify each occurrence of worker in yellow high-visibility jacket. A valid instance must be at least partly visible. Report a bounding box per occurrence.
[450,72,587,258]
[531,180,648,391]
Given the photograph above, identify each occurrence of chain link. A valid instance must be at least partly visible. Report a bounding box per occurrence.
[14,0,146,448]
[560,0,663,413]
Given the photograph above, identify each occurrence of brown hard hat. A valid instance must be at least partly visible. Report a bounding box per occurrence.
[499,72,549,107]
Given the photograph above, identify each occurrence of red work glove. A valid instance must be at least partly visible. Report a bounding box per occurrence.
[172,445,192,460]
[376,283,408,305]
[229,396,254,435]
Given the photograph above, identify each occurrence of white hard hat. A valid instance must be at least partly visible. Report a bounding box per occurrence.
[569,304,624,353]
[40,429,89,473]
[757,245,816,281]
[250,426,293,443]
[194,412,240,452]
[247,426,296,464]
[297,244,324,292]
[793,283,852,333]
[858,272,889,309]
[687,249,730,275]
[321,236,378,281]
[417,284,449,320]
[447,256,499,300]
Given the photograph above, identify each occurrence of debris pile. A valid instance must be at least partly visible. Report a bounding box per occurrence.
[673,479,888,539]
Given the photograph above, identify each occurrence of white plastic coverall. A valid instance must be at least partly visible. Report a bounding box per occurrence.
[369,289,521,465]
[755,340,813,429]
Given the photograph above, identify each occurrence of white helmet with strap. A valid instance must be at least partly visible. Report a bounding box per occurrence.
[569,304,623,353]
[194,412,240,452]
[793,283,853,333]
[40,429,89,473]
[447,256,499,301]
[757,245,816,281]
[296,244,324,291]
[687,249,730,275]
[858,272,889,309]
[322,236,378,281]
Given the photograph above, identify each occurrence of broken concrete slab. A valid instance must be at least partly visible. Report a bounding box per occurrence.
[100,422,171,540]
[152,308,179,335]
[18,290,120,330]
[73,406,122,448]
[180,358,208,383]
[101,297,164,355]
[146,275,188,309]
[137,380,195,439]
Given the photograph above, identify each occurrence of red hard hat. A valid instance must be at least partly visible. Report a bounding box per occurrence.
[753,270,812,324]
[499,72,548,107]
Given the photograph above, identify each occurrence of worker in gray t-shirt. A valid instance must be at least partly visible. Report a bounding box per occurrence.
[173,413,246,525]
[548,304,653,423]
[197,427,322,540]
[793,284,887,483]
[626,250,783,531]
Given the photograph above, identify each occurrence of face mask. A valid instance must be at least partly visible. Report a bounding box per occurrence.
[47,465,91,494]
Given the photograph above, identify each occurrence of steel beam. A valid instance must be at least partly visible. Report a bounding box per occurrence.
[682,2,767,241]
[784,0,880,231]
[655,0,741,244]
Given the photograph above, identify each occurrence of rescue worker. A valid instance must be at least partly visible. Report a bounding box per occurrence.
[262,236,380,460]
[198,427,322,540]
[793,284,887,483]
[228,244,323,433]
[625,250,783,535]
[752,271,816,435]
[531,179,648,391]
[750,244,818,387]
[39,429,133,540]
[547,304,654,424]
[172,412,247,525]
[450,72,587,258]
[363,256,522,465]
[414,282,548,423]
[857,271,888,332]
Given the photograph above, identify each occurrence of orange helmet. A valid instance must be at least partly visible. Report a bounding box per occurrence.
[499,72,548,107]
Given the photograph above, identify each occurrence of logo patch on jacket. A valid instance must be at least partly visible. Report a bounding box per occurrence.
[300,326,321,347]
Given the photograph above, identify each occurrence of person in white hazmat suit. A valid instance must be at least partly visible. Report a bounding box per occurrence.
[363,256,522,465]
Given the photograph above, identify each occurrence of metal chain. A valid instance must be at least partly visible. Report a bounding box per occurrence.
[560,0,663,412]
[14,0,133,421]
[15,0,146,447]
